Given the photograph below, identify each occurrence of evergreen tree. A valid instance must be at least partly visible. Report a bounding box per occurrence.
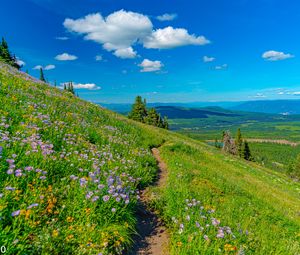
[0,37,20,69]
[63,83,67,90]
[235,128,243,157]
[39,68,46,82]
[128,96,147,122]
[163,116,169,130]
[145,108,160,126]
[242,141,252,161]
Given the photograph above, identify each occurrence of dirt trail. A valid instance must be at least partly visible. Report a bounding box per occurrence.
[128,148,169,255]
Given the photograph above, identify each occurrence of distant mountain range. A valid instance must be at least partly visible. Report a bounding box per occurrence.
[229,99,300,114]
[100,99,300,115]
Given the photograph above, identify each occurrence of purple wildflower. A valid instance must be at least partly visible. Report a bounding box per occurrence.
[111,208,116,213]
[39,176,46,180]
[11,210,20,217]
[27,203,39,209]
[7,169,14,175]
[91,196,99,202]
[102,195,110,202]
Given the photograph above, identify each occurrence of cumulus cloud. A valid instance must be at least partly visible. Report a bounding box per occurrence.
[113,47,137,59]
[56,36,69,40]
[55,53,78,61]
[44,64,55,70]
[139,59,163,72]
[61,82,101,90]
[95,55,103,61]
[33,65,43,70]
[64,10,152,59]
[15,58,25,67]
[203,56,215,63]
[262,50,294,61]
[292,91,300,95]
[156,13,177,21]
[214,64,228,70]
[63,10,209,58]
[33,64,55,70]
[143,26,210,49]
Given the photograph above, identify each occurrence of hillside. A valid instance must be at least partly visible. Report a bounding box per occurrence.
[0,62,299,254]
[230,99,300,115]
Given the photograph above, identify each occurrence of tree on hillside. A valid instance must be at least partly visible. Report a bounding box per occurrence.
[128,96,147,122]
[235,128,243,157]
[145,108,160,126]
[162,116,169,130]
[63,82,75,95]
[128,96,169,129]
[287,154,300,178]
[242,141,252,161]
[39,68,46,82]
[0,37,21,69]
[222,131,237,155]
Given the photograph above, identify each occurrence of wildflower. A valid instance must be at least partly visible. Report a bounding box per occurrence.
[6,169,13,175]
[211,218,220,226]
[25,166,34,171]
[66,234,74,241]
[27,203,39,209]
[203,235,209,241]
[91,196,99,202]
[195,221,200,228]
[111,208,116,213]
[0,193,3,198]
[67,216,74,223]
[15,169,22,177]
[216,229,225,238]
[103,195,110,202]
[5,186,16,191]
[186,215,190,221]
[224,244,237,252]
[11,210,20,217]
[176,241,182,247]
[52,229,59,237]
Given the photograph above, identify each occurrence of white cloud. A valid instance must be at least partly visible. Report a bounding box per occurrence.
[214,64,228,70]
[203,56,215,63]
[292,91,300,95]
[55,53,78,61]
[56,36,69,40]
[139,59,163,72]
[95,55,103,61]
[16,58,25,67]
[44,64,55,70]
[33,64,55,70]
[262,50,294,61]
[143,26,210,49]
[63,10,152,58]
[61,82,101,90]
[33,65,43,70]
[113,47,137,59]
[156,13,177,21]
[278,91,285,95]
[254,93,266,98]
[63,10,209,57]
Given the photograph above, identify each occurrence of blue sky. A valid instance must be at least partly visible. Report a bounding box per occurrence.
[1,0,300,103]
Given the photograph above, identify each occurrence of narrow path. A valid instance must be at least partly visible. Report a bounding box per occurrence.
[128,148,169,255]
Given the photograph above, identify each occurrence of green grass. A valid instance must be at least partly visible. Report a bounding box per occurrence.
[249,143,300,173]
[0,62,299,254]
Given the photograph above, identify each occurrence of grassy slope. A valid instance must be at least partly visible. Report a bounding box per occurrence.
[0,63,299,254]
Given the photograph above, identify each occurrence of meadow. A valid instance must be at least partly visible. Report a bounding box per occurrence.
[0,62,299,254]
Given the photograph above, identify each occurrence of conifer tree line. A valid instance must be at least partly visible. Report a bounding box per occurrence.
[63,82,75,95]
[0,37,21,69]
[128,96,169,129]
[217,128,252,161]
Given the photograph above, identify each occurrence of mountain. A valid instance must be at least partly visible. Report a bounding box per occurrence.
[230,99,300,114]
[155,106,241,119]
[0,62,299,254]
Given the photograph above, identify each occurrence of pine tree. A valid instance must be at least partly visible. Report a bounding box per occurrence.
[145,108,159,126]
[39,68,46,82]
[163,116,169,129]
[0,37,20,69]
[128,96,147,122]
[242,141,252,161]
[236,128,243,157]
[63,83,67,90]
